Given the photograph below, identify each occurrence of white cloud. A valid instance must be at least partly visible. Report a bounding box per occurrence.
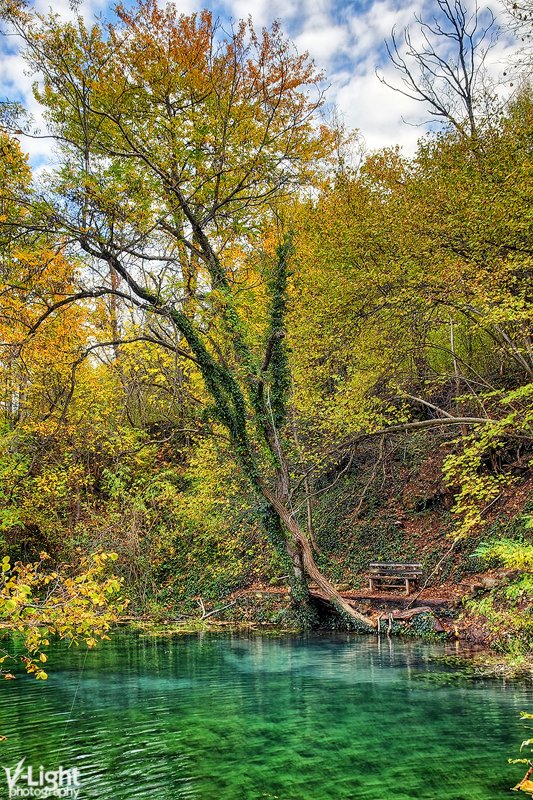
[0,0,524,165]
[0,0,115,166]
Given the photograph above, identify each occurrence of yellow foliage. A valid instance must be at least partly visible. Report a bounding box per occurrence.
[0,551,126,678]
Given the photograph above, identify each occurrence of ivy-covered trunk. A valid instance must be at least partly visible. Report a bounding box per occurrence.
[259,503,318,627]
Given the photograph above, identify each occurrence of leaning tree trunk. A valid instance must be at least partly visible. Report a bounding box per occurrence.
[260,486,376,629]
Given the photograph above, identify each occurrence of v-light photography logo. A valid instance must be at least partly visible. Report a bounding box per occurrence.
[2,759,81,798]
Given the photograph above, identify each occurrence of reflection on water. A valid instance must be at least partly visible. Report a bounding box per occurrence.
[0,631,530,799]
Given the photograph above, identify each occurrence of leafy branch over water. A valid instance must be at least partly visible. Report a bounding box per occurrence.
[0,551,125,679]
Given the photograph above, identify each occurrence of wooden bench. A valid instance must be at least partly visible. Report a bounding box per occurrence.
[368,562,423,595]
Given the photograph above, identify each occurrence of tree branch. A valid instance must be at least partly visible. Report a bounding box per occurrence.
[336,415,495,453]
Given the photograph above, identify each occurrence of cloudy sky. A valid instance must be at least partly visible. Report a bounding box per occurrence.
[0,0,521,167]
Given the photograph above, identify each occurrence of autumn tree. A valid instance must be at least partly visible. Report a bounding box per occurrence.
[0,0,375,626]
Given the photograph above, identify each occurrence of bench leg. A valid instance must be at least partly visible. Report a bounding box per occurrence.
[369,578,374,591]
[405,579,410,595]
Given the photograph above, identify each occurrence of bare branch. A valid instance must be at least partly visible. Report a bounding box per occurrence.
[379,0,497,140]
[401,393,456,419]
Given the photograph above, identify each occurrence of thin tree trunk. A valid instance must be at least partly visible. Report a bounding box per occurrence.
[303,472,320,554]
[290,412,320,554]
[109,266,122,364]
[450,314,468,437]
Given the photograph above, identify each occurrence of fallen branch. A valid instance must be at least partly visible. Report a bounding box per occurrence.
[197,598,236,621]
[335,416,495,454]
[402,394,455,419]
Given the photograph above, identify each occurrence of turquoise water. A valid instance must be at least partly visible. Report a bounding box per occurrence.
[0,631,531,799]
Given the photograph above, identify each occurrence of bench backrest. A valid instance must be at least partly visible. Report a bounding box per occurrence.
[369,562,423,576]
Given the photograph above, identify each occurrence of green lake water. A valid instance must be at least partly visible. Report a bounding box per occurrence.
[0,630,531,799]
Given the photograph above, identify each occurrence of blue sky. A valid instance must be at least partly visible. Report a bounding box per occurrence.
[0,0,520,167]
